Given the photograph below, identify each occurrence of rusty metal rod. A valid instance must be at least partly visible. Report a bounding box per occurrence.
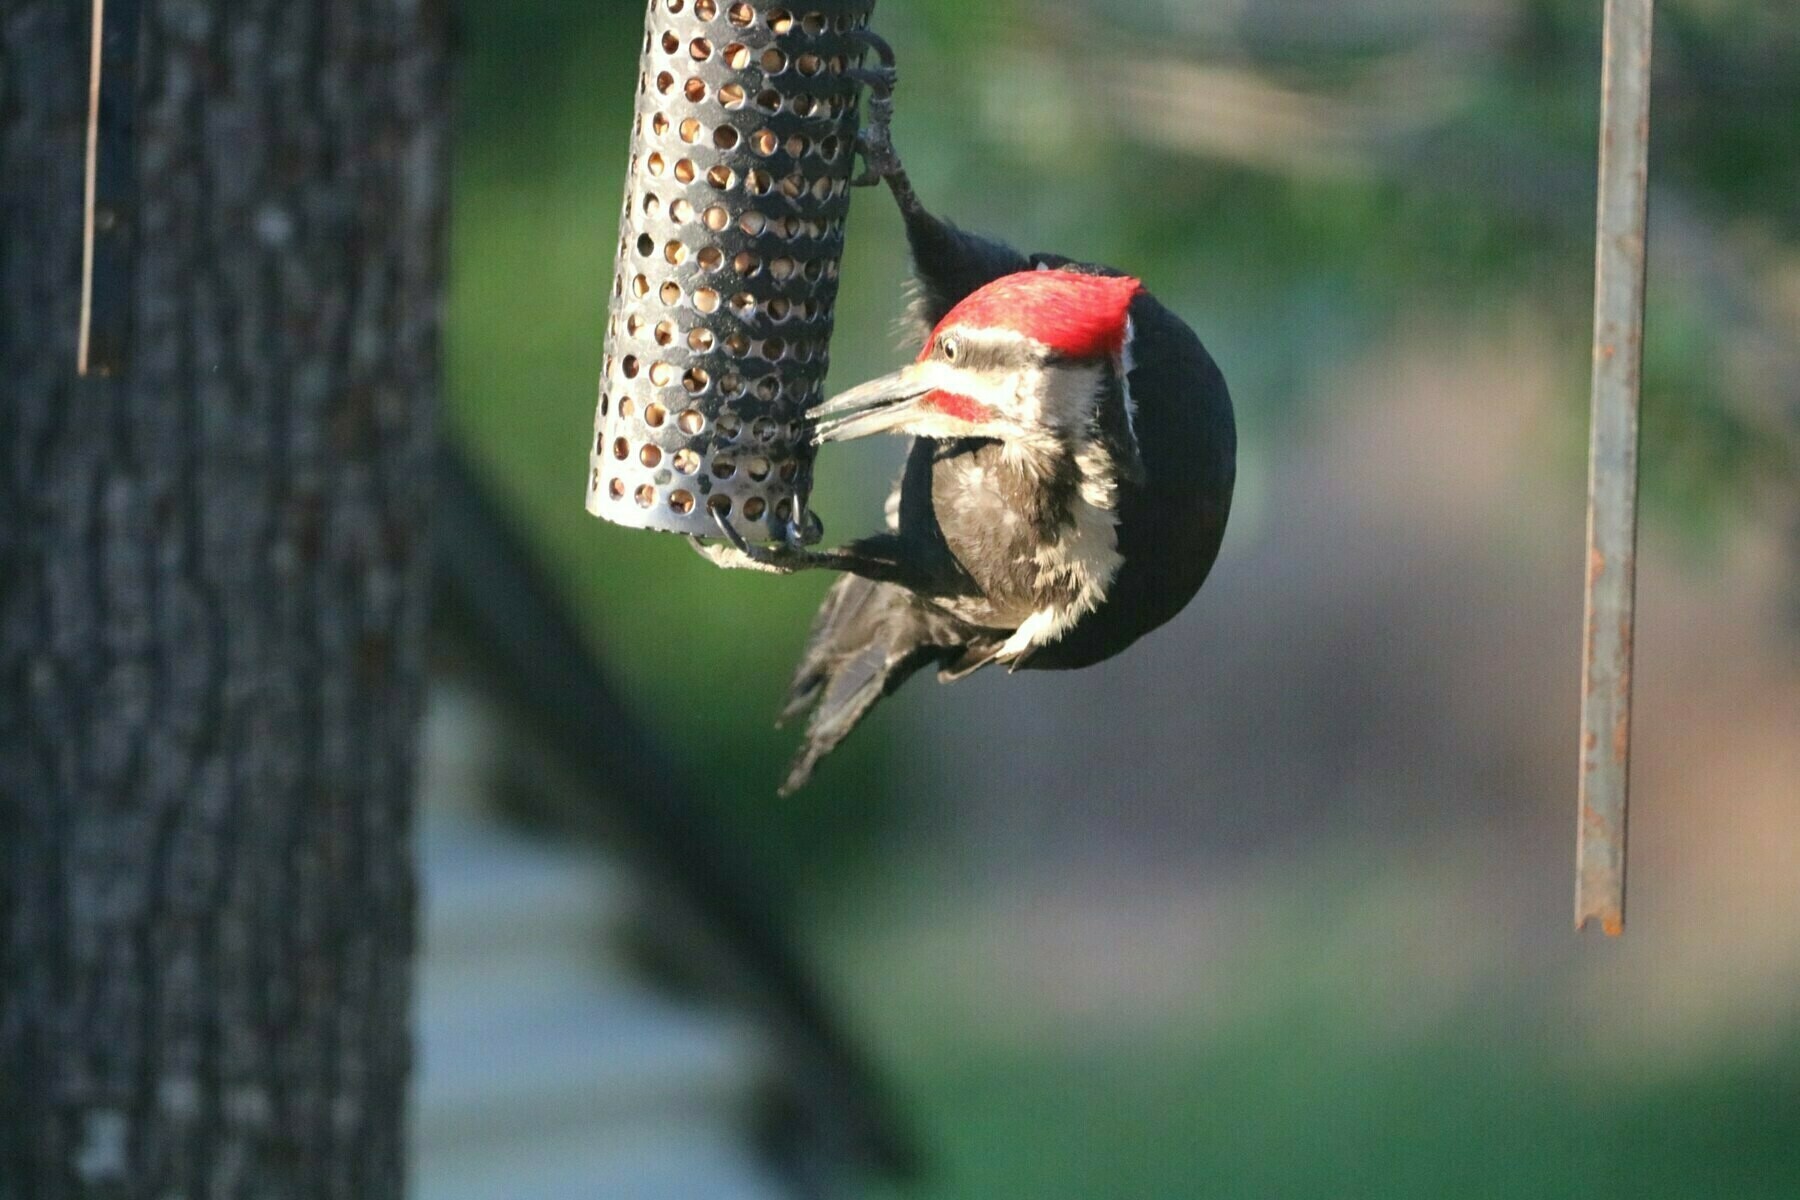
[1576,0,1655,936]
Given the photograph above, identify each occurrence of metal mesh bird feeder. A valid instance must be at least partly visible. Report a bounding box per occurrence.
[587,0,876,541]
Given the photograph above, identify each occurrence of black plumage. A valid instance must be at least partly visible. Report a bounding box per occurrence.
[769,194,1237,793]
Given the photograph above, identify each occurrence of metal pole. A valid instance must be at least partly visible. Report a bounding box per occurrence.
[1576,0,1654,936]
[77,0,105,375]
[76,0,140,378]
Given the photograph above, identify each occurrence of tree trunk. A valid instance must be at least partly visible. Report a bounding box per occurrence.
[0,2,448,1196]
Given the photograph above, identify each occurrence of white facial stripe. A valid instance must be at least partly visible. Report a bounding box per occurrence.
[915,358,1015,422]
[1119,316,1139,445]
[942,325,1034,355]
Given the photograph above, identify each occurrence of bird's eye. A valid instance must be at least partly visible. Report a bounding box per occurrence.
[941,337,958,361]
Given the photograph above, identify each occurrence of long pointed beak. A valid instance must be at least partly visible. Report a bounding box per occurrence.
[809,364,933,444]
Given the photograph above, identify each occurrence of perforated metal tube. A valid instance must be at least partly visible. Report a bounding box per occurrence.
[588,0,875,540]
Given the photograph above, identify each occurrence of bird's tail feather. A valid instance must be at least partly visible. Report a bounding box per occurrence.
[779,576,956,795]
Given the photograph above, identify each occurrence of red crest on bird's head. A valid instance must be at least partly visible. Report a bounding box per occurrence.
[924,270,1143,361]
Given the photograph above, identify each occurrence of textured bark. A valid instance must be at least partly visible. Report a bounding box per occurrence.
[0,2,448,1196]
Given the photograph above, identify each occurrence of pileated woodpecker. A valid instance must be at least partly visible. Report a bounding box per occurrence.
[693,41,1236,793]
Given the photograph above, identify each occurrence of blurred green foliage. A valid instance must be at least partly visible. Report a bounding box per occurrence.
[447,0,1792,875]
[866,1026,1800,1199]
[448,1,1796,1192]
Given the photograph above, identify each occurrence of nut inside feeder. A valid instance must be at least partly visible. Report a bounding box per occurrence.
[588,0,876,541]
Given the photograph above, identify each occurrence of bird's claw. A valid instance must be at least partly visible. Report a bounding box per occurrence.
[687,508,816,574]
[792,505,824,546]
[848,27,897,71]
[846,31,901,187]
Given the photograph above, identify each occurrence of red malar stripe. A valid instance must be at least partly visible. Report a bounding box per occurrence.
[922,390,994,424]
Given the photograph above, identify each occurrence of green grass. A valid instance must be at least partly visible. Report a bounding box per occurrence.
[866,1027,1800,1200]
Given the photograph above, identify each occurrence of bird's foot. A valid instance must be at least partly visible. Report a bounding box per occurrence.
[847,31,904,188]
[687,507,824,574]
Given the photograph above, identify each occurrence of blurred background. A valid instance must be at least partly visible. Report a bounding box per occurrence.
[430,0,1798,1195]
